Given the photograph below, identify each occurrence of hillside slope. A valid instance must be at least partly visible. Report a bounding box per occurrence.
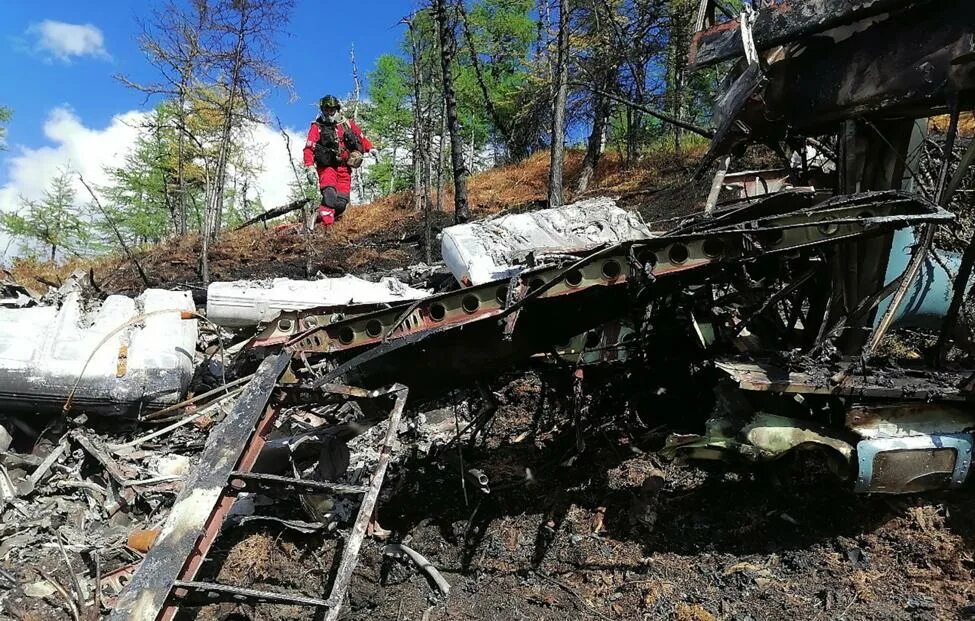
[7,146,709,294]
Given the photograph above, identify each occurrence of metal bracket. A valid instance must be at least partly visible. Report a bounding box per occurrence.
[855,433,973,493]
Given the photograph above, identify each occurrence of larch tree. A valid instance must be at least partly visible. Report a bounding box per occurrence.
[547,0,570,207]
[1,168,90,261]
[118,0,209,236]
[120,0,293,283]
[197,0,293,281]
[364,53,414,197]
[432,0,471,223]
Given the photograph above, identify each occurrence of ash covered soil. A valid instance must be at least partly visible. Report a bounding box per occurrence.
[186,372,975,621]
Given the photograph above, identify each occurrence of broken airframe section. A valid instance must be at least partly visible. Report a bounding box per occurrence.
[0,288,197,416]
[102,188,956,619]
[206,275,430,328]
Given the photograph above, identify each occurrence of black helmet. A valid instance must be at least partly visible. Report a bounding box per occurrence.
[319,95,341,112]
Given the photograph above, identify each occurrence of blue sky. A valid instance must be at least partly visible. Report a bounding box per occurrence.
[0,0,417,227]
[0,0,411,150]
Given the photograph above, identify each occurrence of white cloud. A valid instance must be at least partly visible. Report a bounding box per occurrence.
[247,122,307,209]
[0,106,144,215]
[0,107,308,260]
[27,20,110,63]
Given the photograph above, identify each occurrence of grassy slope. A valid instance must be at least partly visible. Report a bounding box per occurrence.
[6,145,709,295]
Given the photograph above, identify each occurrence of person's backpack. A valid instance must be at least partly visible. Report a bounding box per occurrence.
[313,121,361,168]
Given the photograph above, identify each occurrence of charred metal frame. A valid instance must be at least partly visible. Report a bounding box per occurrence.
[689,0,921,69]
[109,352,293,621]
[269,192,947,374]
[109,353,410,621]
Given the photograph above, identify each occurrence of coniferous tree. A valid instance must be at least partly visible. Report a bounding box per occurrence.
[1,168,91,261]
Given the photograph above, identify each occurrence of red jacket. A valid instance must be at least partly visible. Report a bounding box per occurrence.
[303,118,373,195]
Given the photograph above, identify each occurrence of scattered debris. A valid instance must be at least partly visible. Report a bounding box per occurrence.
[3,3,975,620]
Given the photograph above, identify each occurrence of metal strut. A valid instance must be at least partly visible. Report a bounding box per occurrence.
[108,350,411,621]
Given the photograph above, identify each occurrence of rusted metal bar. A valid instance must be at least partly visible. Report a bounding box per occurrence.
[324,385,409,620]
[108,352,292,621]
[228,471,368,496]
[318,382,401,399]
[688,0,919,68]
[171,580,331,607]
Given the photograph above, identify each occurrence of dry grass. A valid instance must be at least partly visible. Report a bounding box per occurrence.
[5,145,707,291]
[930,113,975,137]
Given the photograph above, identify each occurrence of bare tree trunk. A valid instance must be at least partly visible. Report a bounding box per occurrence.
[538,0,554,94]
[388,135,398,196]
[407,17,425,220]
[433,0,470,223]
[548,0,569,208]
[201,11,247,283]
[437,100,447,217]
[176,75,189,235]
[666,0,695,155]
[423,119,434,264]
[350,45,367,203]
[576,90,610,194]
[407,14,432,262]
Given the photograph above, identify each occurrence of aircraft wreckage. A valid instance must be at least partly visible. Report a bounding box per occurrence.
[3,0,975,618]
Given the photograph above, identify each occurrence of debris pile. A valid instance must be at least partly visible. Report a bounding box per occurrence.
[4,1,975,618]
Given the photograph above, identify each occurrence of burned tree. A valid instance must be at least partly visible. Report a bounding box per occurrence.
[117,0,210,237]
[121,0,293,283]
[547,0,570,207]
[432,0,471,224]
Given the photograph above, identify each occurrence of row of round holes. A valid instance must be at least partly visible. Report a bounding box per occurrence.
[663,239,727,266]
[331,258,631,344]
[760,211,875,248]
[313,221,868,348]
[425,259,627,323]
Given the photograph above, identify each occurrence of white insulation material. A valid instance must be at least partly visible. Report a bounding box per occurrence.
[440,197,653,286]
[0,289,197,415]
[206,276,431,328]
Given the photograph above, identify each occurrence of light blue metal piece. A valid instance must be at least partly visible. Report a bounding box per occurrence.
[855,432,973,493]
[874,227,963,330]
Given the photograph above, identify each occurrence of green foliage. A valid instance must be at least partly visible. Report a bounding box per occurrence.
[91,96,268,246]
[0,106,10,151]
[457,0,534,120]
[100,109,177,245]
[358,0,539,201]
[454,0,536,158]
[365,55,413,141]
[363,156,413,198]
[1,168,91,261]
[362,54,414,196]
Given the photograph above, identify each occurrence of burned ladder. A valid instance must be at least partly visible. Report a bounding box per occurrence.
[107,351,409,621]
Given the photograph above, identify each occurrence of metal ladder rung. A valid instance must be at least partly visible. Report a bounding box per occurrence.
[172,580,332,608]
[229,471,368,495]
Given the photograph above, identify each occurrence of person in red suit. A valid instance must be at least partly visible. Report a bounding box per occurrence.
[303,95,374,226]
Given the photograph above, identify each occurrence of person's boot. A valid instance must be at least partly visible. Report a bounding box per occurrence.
[316,206,336,227]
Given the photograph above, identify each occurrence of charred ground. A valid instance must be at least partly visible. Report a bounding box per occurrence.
[4,139,975,621]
